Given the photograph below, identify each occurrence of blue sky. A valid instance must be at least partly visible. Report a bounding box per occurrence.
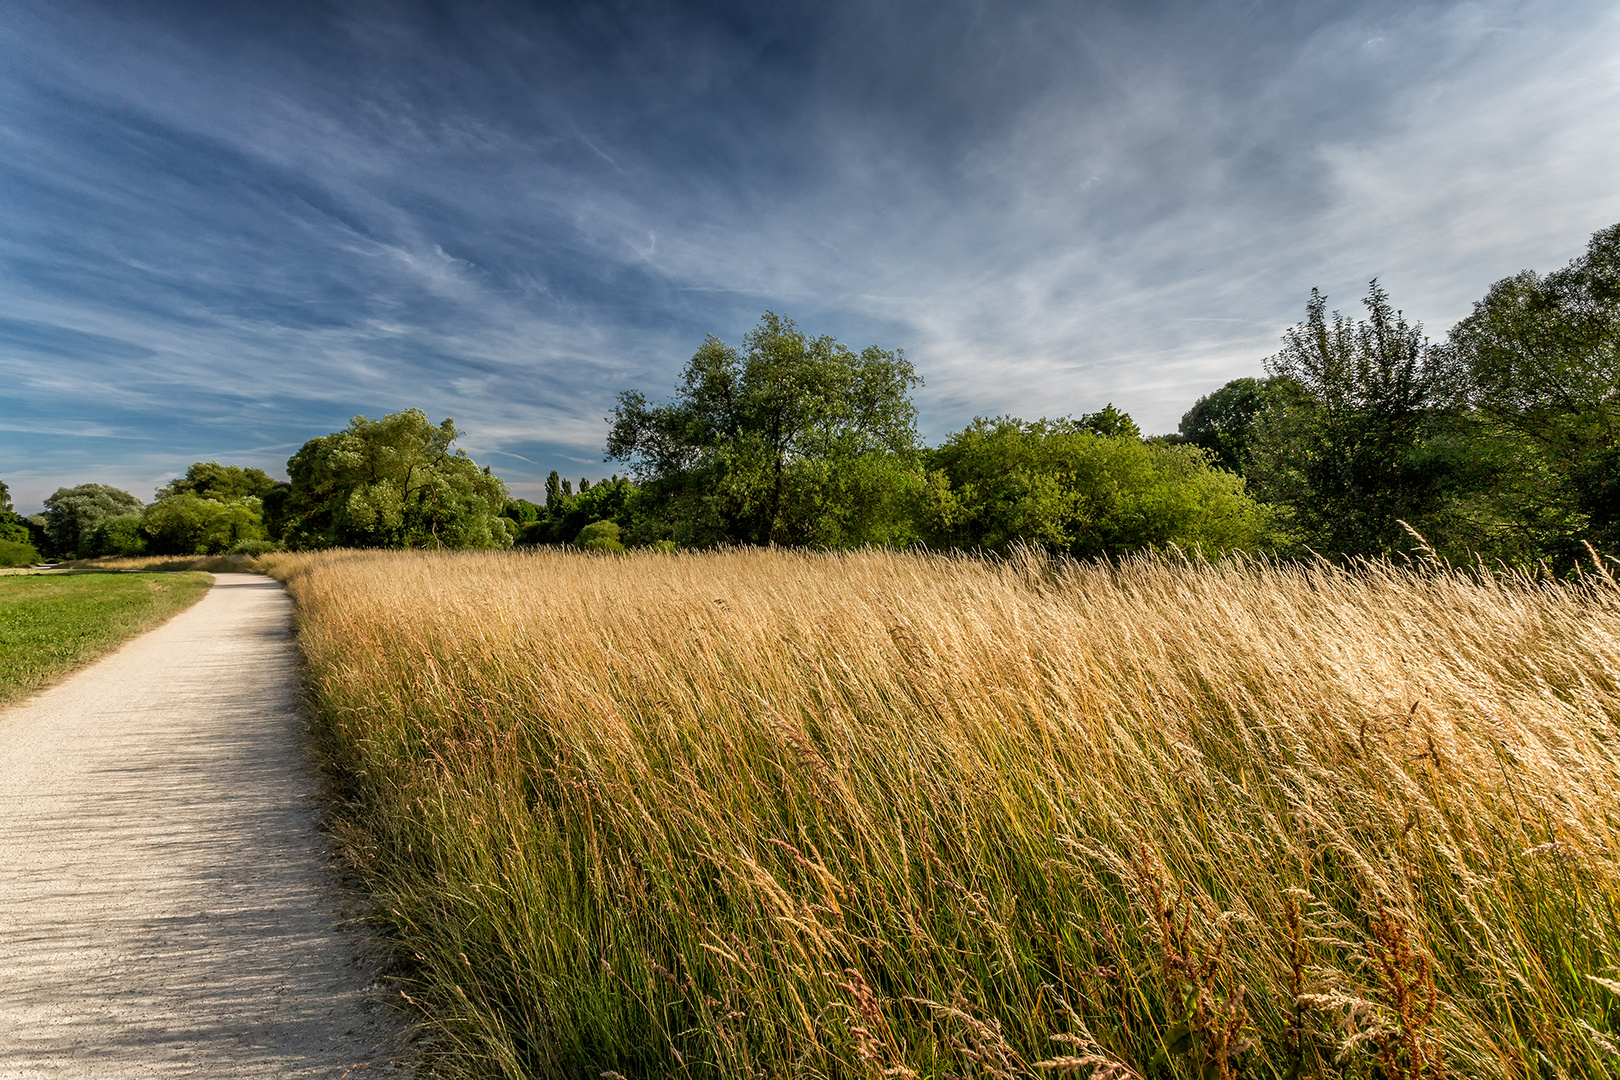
[3,0,1618,510]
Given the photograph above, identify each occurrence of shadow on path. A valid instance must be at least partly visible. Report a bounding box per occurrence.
[0,573,407,1078]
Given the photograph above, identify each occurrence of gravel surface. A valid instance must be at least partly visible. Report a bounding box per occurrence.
[0,573,407,1078]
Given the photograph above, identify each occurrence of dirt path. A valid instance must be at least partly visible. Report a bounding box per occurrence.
[0,573,405,1077]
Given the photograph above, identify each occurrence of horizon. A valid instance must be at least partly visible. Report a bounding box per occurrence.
[4,0,1619,513]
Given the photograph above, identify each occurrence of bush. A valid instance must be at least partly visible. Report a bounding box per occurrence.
[573,519,626,552]
[0,539,41,567]
[85,512,147,558]
[229,538,280,556]
[924,416,1277,557]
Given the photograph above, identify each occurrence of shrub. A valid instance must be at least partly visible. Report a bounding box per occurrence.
[0,538,40,567]
[573,519,626,552]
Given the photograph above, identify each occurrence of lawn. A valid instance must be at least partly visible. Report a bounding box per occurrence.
[0,571,214,703]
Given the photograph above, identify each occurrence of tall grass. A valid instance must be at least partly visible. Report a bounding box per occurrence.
[265,547,1620,1079]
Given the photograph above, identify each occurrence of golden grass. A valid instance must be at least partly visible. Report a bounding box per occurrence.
[263,547,1620,1079]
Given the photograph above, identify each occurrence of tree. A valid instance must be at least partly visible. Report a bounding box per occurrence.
[607,313,924,547]
[1177,378,1278,474]
[1079,404,1141,439]
[1248,283,1460,557]
[156,462,279,503]
[141,492,267,555]
[274,409,514,550]
[0,477,34,548]
[922,415,1274,557]
[1445,221,1620,546]
[42,484,145,558]
[573,520,626,552]
[86,513,147,558]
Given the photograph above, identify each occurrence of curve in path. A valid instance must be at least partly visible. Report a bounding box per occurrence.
[0,573,404,1078]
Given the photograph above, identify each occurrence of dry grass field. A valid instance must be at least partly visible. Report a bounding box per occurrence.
[261,547,1620,1079]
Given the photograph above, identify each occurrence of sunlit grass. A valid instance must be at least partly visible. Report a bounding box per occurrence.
[263,546,1620,1079]
[0,571,213,702]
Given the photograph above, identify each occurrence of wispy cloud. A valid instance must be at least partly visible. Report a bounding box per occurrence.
[2,0,1617,510]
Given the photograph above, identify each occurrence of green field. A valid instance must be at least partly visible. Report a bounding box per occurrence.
[0,571,213,703]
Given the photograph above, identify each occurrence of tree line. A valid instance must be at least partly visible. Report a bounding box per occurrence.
[4,220,1614,568]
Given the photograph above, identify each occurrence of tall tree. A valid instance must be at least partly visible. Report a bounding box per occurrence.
[1248,282,1460,557]
[1177,377,1277,474]
[1446,222,1620,546]
[41,484,144,558]
[156,462,279,503]
[273,409,513,550]
[607,313,923,546]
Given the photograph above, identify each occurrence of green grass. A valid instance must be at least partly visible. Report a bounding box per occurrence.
[0,571,214,703]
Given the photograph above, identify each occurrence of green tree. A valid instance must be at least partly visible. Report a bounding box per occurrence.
[1079,403,1141,439]
[42,484,145,558]
[156,462,279,503]
[1177,378,1278,474]
[1248,283,1460,557]
[0,478,34,548]
[607,313,923,547]
[1445,221,1620,547]
[85,513,147,557]
[274,409,514,550]
[125,461,283,555]
[0,477,39,565]
[573,519,626,552]
[923,415,1274,557]
[141,492,266,555]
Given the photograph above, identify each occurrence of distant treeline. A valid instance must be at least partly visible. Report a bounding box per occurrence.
[5,220,1616,569]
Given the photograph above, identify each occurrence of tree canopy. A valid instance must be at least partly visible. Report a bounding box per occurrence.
[1445,222,1620,545]
[42,484,144,558]
[156,462,279,504]
[273,409,513,550]
[922,415,1272,557]
[1247,283,1462,557]
[1176,378,1277,475]
[607,313,923,547]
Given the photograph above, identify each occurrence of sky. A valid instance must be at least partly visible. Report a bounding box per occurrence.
[3,0,1619,511]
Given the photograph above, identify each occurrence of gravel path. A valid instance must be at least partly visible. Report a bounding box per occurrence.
[0,573,405,1077]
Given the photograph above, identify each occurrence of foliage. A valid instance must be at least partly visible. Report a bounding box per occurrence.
[1248,283,1463,558]
[141,492,267,556]
[1176,377,1278,474]
[42,484,145,558]
[0,571,212,702]
[1078,402,1142,439]
[607,313,924,547]
[267,546,1620,1080]
[0,538,41,567]
[273,409,514,550]
[1444,222,1620,546]
[156,461,280,503]
[0,483,35,548]
[572,519,626,552]
[85,512,148,558]
[924,415,1274,556]
[515,473,639,547]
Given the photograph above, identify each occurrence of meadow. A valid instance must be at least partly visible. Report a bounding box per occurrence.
[262,546,1620,1079]
[0,570,213,702]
